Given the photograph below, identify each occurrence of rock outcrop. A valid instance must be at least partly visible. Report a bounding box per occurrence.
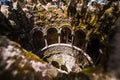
[0,0,120,80]
[0,36,58,80]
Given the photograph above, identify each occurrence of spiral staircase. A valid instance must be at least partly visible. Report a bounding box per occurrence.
[1,0,119,73]
[28,4,95,72]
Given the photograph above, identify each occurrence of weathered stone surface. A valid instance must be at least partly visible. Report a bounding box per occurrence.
[0,36,58,80]
[0,36,116,80]
[0,11,13,36]
[107,16,120,79]
[0,2,33,51]
[0,0,120,80]
[41,43,93,73]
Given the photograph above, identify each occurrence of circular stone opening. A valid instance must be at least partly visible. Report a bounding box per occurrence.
[40,43,93,72]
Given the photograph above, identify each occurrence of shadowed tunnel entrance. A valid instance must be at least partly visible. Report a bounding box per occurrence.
[86,33,102,65]
[32,31,45,51]
[47,28,58,45]
[61,27,72,44]
[74,29,86,49]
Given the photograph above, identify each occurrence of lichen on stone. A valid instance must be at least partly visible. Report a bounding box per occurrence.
[0,36,58,80]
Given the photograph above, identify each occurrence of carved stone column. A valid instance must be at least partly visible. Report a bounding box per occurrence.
[58,30,61,44]
[71,31,74,46]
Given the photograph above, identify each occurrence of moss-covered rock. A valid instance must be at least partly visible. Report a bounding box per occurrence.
[0,36,58,80]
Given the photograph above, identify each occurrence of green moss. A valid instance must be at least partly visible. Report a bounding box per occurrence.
[81,65,104,77]
[21,49,45,63]
[13,44,45,63]
[54,72,91,80]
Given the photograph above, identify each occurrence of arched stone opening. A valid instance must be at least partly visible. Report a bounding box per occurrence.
[74,29,86,49]
[32,31,45,51]
[46,28,58,45]
[86,33,102,65]
[61,27,72,44]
